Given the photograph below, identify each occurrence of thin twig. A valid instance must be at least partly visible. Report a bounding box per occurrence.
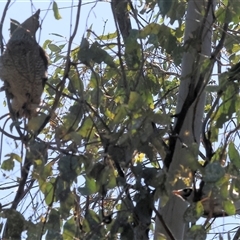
[232,226,240,240]
[36,1,82,136]
[0,0,11,54]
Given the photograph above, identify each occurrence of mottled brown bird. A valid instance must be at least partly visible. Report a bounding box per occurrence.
[111,0,132,40]
[0,9,48,118]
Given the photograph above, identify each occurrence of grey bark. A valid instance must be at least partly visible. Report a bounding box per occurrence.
[154,0,215,239]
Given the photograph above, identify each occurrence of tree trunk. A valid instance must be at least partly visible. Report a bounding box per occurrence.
[154,0,215,239]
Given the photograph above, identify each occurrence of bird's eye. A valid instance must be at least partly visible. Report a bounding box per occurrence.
[182,188,192,197]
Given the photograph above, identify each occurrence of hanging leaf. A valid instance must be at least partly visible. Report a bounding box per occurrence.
[78,177,99,195]
[223,199,236,215]
[2,209,25,239]
[203,162,225,183]
[58,156,81,182]
[52,1,62,20]
[1,158,14,171]
[158,0,173,17]
[186,225,207,240]
[27,114,48,132]
[63,217,75,239]
[45,209,62,240]
[229,142,240,168]
[48,43,61,52]
[183,202,203,223]
[90,42,116,67]
[78,38,90,64]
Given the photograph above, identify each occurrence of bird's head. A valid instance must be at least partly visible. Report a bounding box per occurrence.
[172,186,240,218]
[172,187,193,202]
[22,9,40,35]
[12,9,40,38]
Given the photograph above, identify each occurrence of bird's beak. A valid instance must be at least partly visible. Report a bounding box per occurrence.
[172,190,182,197]
[172,189,192,201]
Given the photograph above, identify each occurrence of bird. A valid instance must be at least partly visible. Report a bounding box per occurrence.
[111,0,132,40]
[0,9,48,119]
[173,186,240,218]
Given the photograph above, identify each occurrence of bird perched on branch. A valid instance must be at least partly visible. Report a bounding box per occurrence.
[173,187,240,218]
[0,9,48,119]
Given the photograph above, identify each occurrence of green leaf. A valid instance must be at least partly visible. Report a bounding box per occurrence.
[58,156,81,182]
[44,181,55,206]
[139,23,161,38]
[85,209,100,224]
[167,1,186,25]
[124,36,141,69]
[90,42,115,67]
[25,221,42,239]
[99,31,118,40]
[223,199,236,215]
[46,209,62,240]
[195,202,204,216]
[63,104,83,129]
[215,83,238,128]
[78,177,99,195]
[220,182,229,199]
[183,202,203,223]
[28,141,48,163]
[1,158,15,171]
[128,91,143,110]
[113,105,127,123]
[35,162,53,181]
[43,39,52,50]
[78,117,94,139]
[186,225,206,240]
[229,141,240,168]
[49,33,64,38]
[8,153,22,163]
[59,190,75,219]
[82,218,91,233]
[48,43,61,52]
[53,54,64,63]
[98,166,117,189]
[158,0,173,17]
[63,217,75,239]
[28,114,48,132]
[52,1,62,20]
[85,209,101,231]
[203,162,225,183]
[68,69,84,94]
[2,209,25,239]
[78,38,90,64]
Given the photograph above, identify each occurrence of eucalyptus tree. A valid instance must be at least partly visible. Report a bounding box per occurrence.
[0,1,240,239]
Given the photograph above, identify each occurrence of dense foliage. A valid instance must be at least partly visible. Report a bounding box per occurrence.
[1,0,240,239]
